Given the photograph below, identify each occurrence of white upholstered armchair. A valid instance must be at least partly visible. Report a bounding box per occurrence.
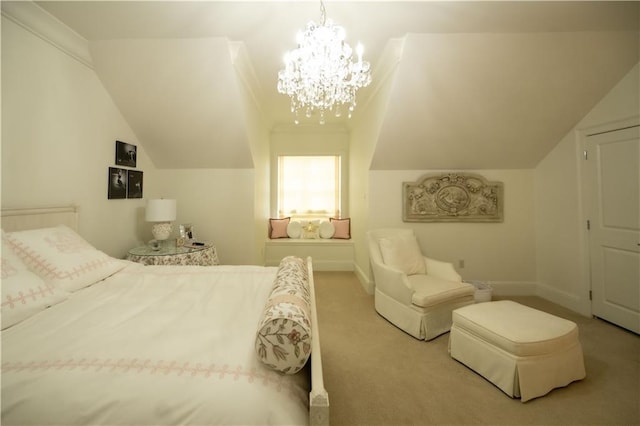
[367,228,475,340]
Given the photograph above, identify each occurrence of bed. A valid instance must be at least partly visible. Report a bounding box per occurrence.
[1,206,329,426]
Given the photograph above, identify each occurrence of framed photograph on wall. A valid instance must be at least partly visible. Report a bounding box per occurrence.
[127,170,143,199]
[107,167,127,199]
[115,140,137,168]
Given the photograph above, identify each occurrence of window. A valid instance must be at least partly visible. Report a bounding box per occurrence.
[277,155,341,219]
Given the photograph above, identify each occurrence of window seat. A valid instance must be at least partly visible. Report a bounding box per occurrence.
[264,238,354,271]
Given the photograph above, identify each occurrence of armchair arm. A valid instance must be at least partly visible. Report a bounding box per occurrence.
[424,257,462,282]
[371,261,413,305]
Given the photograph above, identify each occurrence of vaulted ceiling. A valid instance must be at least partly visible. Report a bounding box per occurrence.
[32,1,640,170]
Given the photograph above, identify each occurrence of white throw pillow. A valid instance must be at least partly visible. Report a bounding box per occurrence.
[287,221,302,238]
[319,221,335,239]
[1,231,69,329]
[379,234,426,275]
[4,226,127,292]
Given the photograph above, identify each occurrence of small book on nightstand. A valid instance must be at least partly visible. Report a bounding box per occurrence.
[184,241,207,248]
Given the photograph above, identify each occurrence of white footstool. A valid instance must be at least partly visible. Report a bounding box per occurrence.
[449,300,586,402]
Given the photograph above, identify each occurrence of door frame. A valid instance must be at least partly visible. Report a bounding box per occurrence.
[578,115,640,318]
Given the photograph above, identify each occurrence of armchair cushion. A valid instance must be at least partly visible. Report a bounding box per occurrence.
[379,235,426,275]
[409,275,475,308]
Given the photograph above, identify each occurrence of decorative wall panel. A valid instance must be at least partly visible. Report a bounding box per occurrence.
[403,173,503,222]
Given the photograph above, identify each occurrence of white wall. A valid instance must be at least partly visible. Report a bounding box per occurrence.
[6,2,635,283]
[111,42,268,265]
[270,125,350,218]
[351,38,537,295]
[151,169,256,265]
[350,39,402,287]
[232,43,271,265]
[368,169,536,294]
[1,15,157,257]
[1,9,271,266]
[353,40,638,310]
[535,63,639,316]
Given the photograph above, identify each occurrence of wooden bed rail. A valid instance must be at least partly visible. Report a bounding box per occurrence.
[308,256,330,426]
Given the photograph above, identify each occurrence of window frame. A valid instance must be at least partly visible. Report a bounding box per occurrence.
[270,137,349,221]
[276,155,342,220]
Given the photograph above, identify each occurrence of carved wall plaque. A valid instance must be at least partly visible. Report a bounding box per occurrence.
[403,173,503,222]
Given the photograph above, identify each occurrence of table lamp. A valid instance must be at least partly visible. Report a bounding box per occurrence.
[145,199,177,242]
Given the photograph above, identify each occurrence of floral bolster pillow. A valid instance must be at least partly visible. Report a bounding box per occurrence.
[255,256,312,374]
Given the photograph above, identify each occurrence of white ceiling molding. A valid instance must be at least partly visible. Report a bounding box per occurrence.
[353,37,405,127]
[229,41,266,124]
[1,1,92,69]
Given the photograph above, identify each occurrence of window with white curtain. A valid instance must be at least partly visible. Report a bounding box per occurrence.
[277,155,341,219]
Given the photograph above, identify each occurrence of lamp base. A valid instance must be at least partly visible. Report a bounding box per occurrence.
[151,222,172,241]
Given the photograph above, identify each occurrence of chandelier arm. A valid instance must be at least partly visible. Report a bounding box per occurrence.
[320,0,326,25]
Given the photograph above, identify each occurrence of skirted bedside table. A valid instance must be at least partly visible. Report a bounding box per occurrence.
[127,242,219,266]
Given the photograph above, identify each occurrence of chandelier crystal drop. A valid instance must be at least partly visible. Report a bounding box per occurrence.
[277,1,371,125]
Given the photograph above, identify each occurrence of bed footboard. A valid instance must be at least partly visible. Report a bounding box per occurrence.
[307,257,330,426]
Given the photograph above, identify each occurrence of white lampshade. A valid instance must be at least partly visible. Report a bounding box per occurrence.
[145,199,177,222]
[146,199,177,242]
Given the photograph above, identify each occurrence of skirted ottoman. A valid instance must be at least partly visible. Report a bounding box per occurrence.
[449,300,586,402]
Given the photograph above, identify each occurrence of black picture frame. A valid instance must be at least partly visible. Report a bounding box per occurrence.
[127,170,143,199]
[115,140,137,168]
[107,167,127,199]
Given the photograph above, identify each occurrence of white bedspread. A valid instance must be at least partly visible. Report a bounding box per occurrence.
[1,263,310,425]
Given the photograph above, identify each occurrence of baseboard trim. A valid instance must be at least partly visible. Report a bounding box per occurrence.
[536,282,591,317]
[485,281,537,297]
[347,274,590,317]
[352,277,538,298]
[354,263,374,294]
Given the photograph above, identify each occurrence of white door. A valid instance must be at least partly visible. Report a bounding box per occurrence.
[585,125,640,334]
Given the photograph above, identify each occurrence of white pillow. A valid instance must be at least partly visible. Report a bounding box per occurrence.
[4,225,127,292]
[1,231,69,329]
[287,221,302,238]
[319,221,335,239]
[378,234,426,275]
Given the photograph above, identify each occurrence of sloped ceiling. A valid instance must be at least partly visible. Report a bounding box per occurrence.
[89,38,254,168]
[372,31,639,169]
[32,1,640,170]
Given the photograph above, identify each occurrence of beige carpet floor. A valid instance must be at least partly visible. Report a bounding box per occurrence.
[313,271,640,426]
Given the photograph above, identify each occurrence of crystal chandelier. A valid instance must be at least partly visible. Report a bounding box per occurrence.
[277,0,371,125]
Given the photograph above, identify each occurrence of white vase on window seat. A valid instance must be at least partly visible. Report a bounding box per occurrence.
[367,228,475,341]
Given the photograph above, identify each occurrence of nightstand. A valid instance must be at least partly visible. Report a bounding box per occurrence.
[126,242,219,266]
